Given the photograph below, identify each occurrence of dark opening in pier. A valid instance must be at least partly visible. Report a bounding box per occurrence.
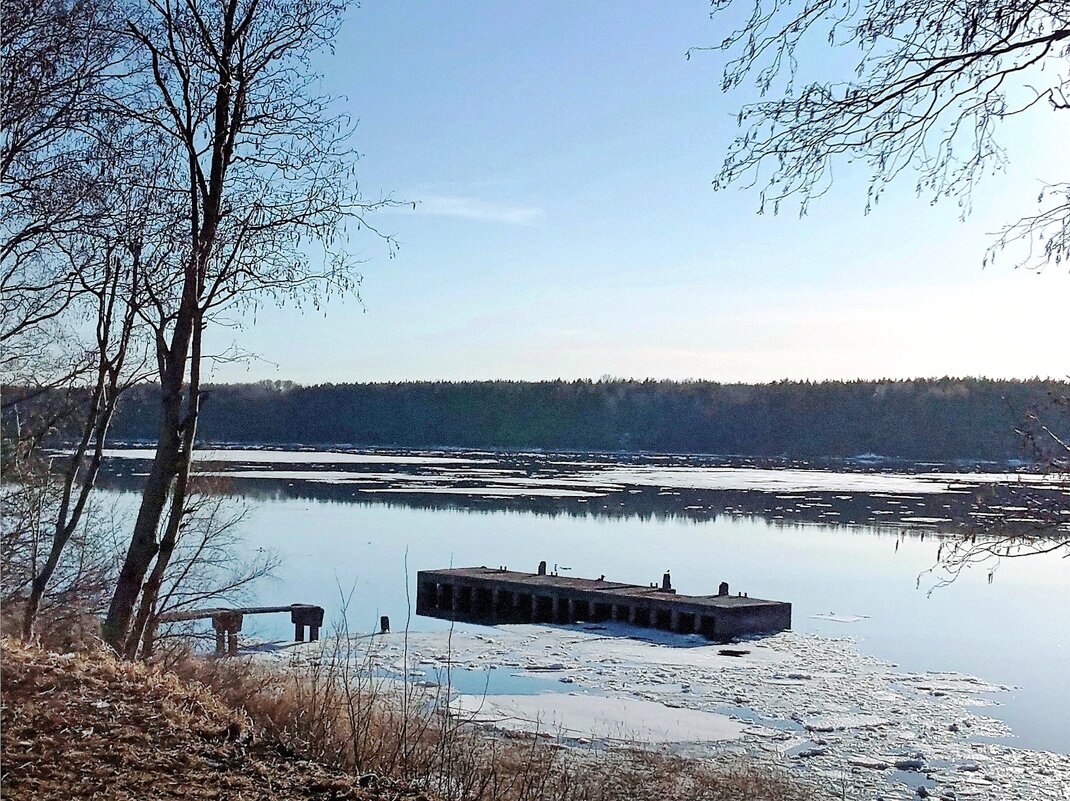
[655,608,672,631]
[475,587,493,616]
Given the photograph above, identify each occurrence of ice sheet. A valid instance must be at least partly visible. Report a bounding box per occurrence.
[269,625,1069,800]
[101,448,493,465]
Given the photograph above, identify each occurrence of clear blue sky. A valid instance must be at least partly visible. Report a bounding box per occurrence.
[211,0,1067,385]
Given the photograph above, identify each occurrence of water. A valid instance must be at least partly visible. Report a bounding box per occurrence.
[97,447,1069,753]
[422,666,568,697]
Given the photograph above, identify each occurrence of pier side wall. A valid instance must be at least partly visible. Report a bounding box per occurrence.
[415,568,790,642]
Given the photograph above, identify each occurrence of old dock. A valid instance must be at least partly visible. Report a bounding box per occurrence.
[158,603,325,656]
[416,563,790,641]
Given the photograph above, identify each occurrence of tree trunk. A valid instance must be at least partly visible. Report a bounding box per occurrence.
[124,319,204,658]
[101,294,196,649]
[100,416,178,647]
[124,439,194,658]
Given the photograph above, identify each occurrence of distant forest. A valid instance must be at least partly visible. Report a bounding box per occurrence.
[99,378,1068,462]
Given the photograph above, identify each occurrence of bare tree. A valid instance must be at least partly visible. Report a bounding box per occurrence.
[1,0,130,340]
[922,391,1070,588]
[692,0,1069,577]
[14,216,158,639]
[1,0,164,637]
[101,0,397,650]
[692,0,1069,268]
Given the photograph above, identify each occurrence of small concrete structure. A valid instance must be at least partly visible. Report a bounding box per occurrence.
[158,603,325,656]
[416,565,790,642]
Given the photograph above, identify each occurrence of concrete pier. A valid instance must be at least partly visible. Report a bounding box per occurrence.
[416,565,790,641]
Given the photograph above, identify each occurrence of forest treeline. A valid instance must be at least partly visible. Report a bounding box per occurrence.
[98,378,1067,462]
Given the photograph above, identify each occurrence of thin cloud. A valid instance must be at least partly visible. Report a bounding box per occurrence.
[412,195,542,225]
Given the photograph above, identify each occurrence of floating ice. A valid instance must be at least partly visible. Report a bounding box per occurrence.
[271,625,1070,800]
[100,447,494,465]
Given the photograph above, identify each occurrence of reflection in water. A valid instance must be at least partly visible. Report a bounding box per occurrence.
[94,448,1070,753]
[98,458,1065,537]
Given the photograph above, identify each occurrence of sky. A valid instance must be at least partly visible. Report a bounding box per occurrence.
[211,0,1068,385]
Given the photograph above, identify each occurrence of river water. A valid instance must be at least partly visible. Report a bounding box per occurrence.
[98,447,1069,755]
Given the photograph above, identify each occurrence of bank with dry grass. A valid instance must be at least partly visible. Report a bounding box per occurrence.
[1,635,814,801]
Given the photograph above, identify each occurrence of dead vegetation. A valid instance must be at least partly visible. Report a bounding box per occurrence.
[1,634,813,801]
[0,638,430,801]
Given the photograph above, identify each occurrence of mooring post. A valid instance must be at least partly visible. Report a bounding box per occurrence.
[212,614,227,655]
[212,611,243,657]
[538,560,547,576]
[290,604,325,643]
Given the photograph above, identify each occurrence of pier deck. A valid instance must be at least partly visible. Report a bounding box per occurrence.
[416,565,790,641]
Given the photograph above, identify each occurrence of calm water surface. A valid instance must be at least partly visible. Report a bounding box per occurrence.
[99,448,1069,753]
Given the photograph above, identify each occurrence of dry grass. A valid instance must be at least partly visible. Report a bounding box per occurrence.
[174,633,815,801]
[0,637,431,800]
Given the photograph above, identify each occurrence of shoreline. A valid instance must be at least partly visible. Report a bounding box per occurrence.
[252,622,1070,800]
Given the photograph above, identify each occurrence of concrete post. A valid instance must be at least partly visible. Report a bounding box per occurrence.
[291,606,323,641]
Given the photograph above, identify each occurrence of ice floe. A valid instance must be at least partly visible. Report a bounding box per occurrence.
[276,624,1069,800]
[100,447,494,464]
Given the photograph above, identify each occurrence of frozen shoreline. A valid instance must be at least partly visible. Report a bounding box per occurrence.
[260,623,1069,800]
